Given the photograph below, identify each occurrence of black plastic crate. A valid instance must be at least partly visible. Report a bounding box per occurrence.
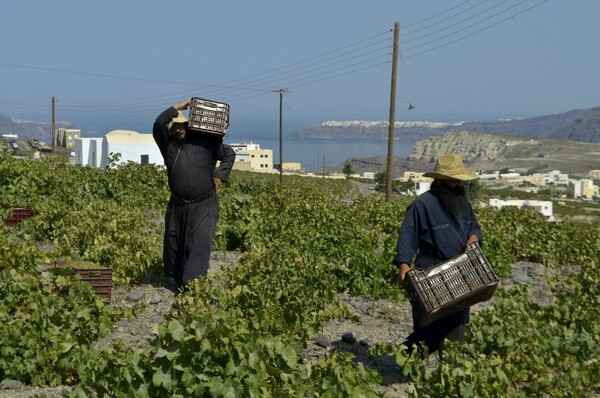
[188,97,230,138]
[5,207,34,226]
[75,268,113,302]
[53,261,113,302]
[406,242,498,326]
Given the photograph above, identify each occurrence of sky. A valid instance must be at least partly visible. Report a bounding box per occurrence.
[1,0,599,138]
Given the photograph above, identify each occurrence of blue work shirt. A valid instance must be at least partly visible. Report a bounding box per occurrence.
[393,186,482,270]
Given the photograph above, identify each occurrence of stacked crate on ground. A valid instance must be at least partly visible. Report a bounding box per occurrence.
[188,97,230,139]
[53,261,113,302]
[5,207,35,226]
[406,242,499,326]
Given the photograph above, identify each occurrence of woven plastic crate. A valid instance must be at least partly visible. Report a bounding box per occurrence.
[188,97,230,138]
[5,207,34,226]
[406,242,498,326]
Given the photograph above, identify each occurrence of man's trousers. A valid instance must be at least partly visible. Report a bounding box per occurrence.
[163,195,220,288]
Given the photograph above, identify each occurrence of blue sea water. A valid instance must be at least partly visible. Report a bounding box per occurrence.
[226,135,416,172]
[82,118,415,172]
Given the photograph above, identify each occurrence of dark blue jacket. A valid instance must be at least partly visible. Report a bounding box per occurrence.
[393,186,482,269]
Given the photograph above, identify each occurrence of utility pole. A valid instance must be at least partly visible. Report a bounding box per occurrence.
[52,96,56,152]
[272,89,289,183]
[322,153,325,178]
[385,22,400,202]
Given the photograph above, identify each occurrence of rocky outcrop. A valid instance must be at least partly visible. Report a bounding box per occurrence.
[409,130,510,162]
[339,129,600,177]
[407,130,600,176]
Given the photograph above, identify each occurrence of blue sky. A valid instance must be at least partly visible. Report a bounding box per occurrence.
[1,0,598,136]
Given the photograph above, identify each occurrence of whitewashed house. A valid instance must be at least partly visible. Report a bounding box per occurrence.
[571,179,599,200]
[415,181,432,196]
[101,130,162,167]
[363,172,375,180]
[489,198,555,221]
[75,138,104,167]
[536,170,569,186]
[230,142,273,172]
[75,130,162,168]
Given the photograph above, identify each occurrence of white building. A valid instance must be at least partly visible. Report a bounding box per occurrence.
[536,170,569,186]
[75,137,103,167]
[230,142,273,172]
[415,181,432,196]
[399,171,433,183]
[478,171,500,181]
[55,128,81,149]
[499,172,524,186]
[489,198,555,221]
[571,179,599,200]
[363,172,375,180]
[101,130,162,167]
[75,130,162,168]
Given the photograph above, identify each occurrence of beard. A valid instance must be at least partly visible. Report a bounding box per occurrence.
[174,134,186,143]
[432,180,469,220]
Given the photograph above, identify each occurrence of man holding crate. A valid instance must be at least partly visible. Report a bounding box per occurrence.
[393,154,482,357]
[153,99,236,288]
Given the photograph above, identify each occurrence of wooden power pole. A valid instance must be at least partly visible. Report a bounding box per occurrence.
[52,96,56,152]
[385,22,400,202]
[272,89,288,183]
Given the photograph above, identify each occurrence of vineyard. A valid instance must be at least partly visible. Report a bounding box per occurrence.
[1,152,599,397]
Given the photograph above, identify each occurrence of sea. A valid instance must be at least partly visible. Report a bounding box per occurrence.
[225,135,416,172]
[80,118,416,173]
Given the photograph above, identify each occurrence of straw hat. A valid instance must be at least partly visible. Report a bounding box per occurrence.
[423,154,476,181]
[168,111,188,130]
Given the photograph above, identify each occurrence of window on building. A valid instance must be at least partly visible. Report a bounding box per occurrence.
[141,154,149,165]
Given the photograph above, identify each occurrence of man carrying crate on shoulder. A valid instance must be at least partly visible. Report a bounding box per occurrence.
[153,99,236,289]
[392,154,482,357]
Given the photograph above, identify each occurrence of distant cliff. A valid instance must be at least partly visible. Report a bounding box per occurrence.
[291,106,600,144]
[292,120,463,141]
[344,130,600,177]
[0,114,72,142]
[458,107,600,143]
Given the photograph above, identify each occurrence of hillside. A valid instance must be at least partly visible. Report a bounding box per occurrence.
[342,130,600,178]
[459,106,600,143]
[0,115,72,142]
[291,106,600,144]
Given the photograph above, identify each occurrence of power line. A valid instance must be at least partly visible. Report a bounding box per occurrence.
[401,0,482,29]
[0,1,550,123]
[402,0,495,37]
[199,41,391,100]
[219,30,391,85]
[401,0,511,43]
[403,0,549,58]
[403,0,530,52]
